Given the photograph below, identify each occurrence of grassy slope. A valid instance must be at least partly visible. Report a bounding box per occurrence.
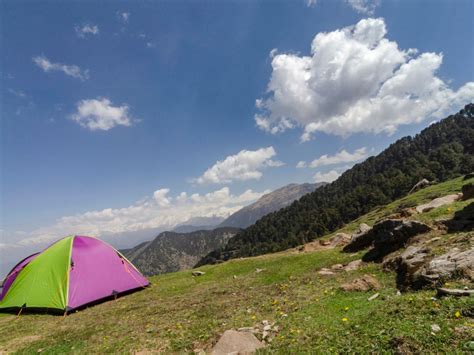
[0,176,473,353]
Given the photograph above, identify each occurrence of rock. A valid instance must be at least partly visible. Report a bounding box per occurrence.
[255,268,265,273]
[437,287,474,297]
[345,219,431,259]
[340,274,381,292]
[431,324,441,333]
[192,270,206,276]
[344,259,363,272]
[211,330,265,355]
[343,225,374,253]
[409,178,431,194]
[318,268,336,276]
[462,182,474,200]
[362,220,431,261]
[419,248,474,286]
[330,264,344,271]
[464,172,474,180]
[383,246,432,290]
[416,194,461,213]
[368,293,380,301]
[329,233,352,247]
[445,202,474,231]
[319,240,331,246]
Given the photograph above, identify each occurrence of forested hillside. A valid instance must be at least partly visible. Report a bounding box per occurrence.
[198,104,474,265]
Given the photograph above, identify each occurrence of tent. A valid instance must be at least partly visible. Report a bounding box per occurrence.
[0,235,149,313]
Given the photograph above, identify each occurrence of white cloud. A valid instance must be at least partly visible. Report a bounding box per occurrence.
[118,12,130,23]
[153,188,171,207]
[306,0,318,7]
[33,55,89,81]
[309,147,368,168]
[146,42,155,48]
[75,24,99,38]
[193,147,283,185]
[70,98,135,131]
[6,186,268,249]
[346,0,380,15]
[255,18,474,141]
[314,170,341,183]
[296,161,307,168]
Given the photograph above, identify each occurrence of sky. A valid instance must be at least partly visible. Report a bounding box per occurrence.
[1,0,473,273]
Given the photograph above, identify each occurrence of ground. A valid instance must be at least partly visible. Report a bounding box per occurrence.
[0,176,473,353]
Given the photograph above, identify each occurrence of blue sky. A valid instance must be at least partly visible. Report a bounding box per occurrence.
[1,0,473,270]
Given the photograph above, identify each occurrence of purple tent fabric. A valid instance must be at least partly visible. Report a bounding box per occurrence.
[0,235,149,312]
[68,236,149,309]
[0,253,39,300]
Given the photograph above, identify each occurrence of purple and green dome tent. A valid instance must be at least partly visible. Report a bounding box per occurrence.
[0,235,149,313]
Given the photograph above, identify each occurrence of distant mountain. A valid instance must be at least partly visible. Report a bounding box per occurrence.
[121,227,241,276]
[219,183,326,228]
[198,104,474,266]
[171,216,225,233]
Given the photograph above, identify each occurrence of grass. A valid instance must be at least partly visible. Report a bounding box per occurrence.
[0,176,473,353]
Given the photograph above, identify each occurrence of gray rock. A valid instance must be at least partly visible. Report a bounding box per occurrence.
[368,293,380,301]
[329,233,351,247]
[418,248,474,285]
[416,194,461,213]
[344,259,363,272]
[409,179,431,194]
[462,182,474,200]
[211,330,265,355]
[330,264,344,271]
[192,270,206,276]
[383,246,432,290]
[344,219,431,260]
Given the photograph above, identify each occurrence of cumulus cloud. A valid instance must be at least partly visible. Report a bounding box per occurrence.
[7,186,268,249]
[255,18,474,141]
[70,98,135,131]
[33,55,89,81]
[193,147,283,185]
[308,147,368,168]
[347,0,380,15]
[314,170,341,183]
[75,24,99,38]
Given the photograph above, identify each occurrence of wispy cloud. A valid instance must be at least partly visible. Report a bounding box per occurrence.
[7,88,27,98]
[33,55,89,81]
[117,11,130,23]
[75,24,99,38]
[346,0,380,15]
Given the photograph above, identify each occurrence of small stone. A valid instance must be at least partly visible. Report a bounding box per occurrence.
[263,325,272,331]
[368,293,380,301]
[318,268,336,276]
[396,290,402,296]
[431,324,441,333]
[192,271,205,276]
[255,268,265,273]
[330,264,344,271]
[211,330,265,355]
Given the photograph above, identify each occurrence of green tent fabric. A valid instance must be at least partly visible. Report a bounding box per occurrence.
[0,237,73,310]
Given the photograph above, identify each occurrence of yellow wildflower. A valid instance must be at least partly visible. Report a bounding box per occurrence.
[455,311,461,318]
[342,317,348,322]
[344,306,350,311]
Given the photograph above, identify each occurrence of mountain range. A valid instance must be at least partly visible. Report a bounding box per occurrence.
[218,183,325,228]
[198,104,474,265]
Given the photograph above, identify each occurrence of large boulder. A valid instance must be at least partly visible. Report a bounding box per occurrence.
[461,182,474,200]
[343,224,373,252]
[409,178,431,194]
[415,194,461,213]
[418,248,474,286]
[383,245,432,290]
[445,202,474,232]
[344,219,431,260]
[211,330,265,355]
[328,233,351,247]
